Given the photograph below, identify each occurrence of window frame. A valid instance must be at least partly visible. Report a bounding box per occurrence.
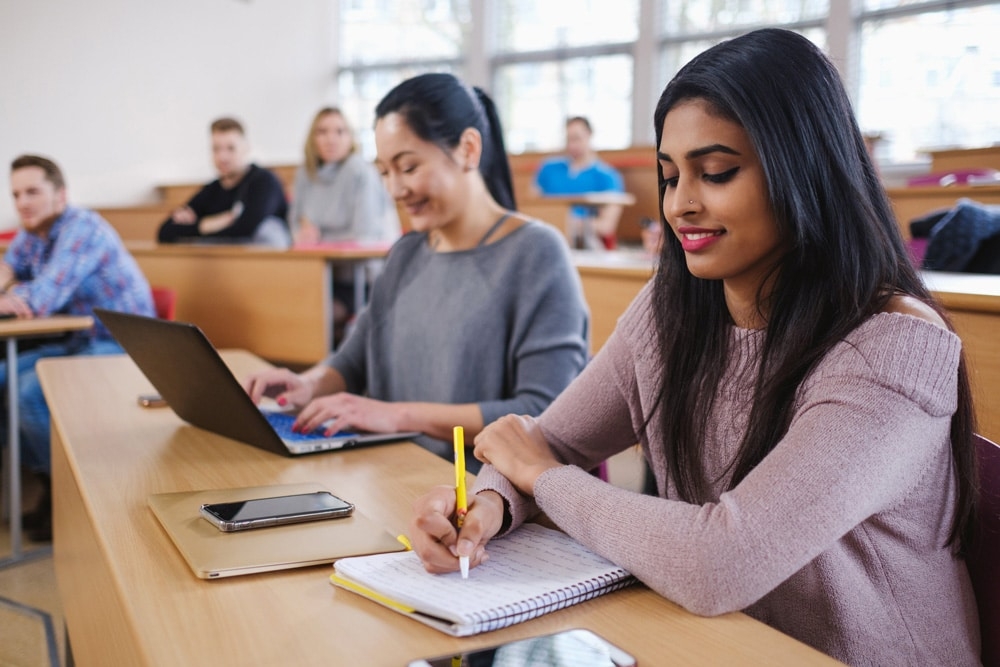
[333,0,1000,164]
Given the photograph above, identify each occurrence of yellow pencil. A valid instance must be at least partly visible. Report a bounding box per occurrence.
[453,426,469,579]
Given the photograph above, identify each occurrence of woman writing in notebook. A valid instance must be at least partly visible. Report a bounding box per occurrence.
[244,73,589,468]
[409,30,980,665]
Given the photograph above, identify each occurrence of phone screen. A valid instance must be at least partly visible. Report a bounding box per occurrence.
[410,629,636,667]
[203,492,353,522]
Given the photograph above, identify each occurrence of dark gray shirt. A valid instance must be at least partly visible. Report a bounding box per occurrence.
[326,221,590,454]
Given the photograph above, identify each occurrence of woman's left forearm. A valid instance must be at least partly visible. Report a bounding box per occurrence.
[395,402,484,441]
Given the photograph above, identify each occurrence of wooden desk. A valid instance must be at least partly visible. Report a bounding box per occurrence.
[569,255,1000,442]
[0,315,93,568]
[39,351,837,666]
[924,145,1000,173]
[573,250,654,354]
[93,164,299,242]
[125,240,644,366]
[521,193,638,247]
[509,147,659,245]
[887,184,1000,239]
[156,165,297,210]
[887,143,1000,238]
[94,204,173,242]
[125,242,388,366]
[922,272,1000,442]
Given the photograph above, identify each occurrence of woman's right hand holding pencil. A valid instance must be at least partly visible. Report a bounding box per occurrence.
[409,487,505,575]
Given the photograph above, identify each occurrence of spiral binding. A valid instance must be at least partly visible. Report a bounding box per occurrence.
[467,570,637,634]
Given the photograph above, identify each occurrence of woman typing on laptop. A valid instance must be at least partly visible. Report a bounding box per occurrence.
[243,73,589,470]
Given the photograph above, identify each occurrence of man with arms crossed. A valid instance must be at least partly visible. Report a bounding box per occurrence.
[157,117,290,247]
[2,154,155,541]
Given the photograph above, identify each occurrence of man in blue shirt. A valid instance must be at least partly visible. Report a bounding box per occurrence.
[534,116,625,249]
[2,154,155,541]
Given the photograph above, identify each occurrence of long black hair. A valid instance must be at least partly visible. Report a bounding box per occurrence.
[650,28,976,550]
[374,72,516,210]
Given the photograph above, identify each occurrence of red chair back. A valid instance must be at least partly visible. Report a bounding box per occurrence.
[969,434,1000,666]
[151,287,177,321]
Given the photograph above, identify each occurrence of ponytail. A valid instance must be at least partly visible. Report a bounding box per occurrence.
[472,87,516,210]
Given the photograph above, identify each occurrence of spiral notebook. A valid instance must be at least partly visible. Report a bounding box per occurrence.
[330,523,635,637]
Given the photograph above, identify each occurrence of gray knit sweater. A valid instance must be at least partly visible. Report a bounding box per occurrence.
[475,281,979,666]
[288,153,400,242]
[326,222,590,457]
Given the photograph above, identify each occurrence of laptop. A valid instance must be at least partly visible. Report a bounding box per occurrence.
[148,483,405,578]
[94,308,419,456]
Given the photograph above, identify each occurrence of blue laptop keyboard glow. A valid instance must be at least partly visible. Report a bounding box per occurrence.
[262,411,359,442]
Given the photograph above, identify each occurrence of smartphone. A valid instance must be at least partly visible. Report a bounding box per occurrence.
[137,393,168,408]
[199,491,355,532]
[406,628,636,667]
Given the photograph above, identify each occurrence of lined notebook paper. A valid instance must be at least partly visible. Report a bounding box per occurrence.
[330,523,635,637]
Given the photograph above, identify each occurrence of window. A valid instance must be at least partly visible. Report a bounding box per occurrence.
[495,55,633,153]
[659,27,827,90]
[337,66,457,158]
[658,1,827,92]
[492,0,639,151]
[334,0,1000,164]
[495,0,638,51]
[857,3,1000,163]
[661,0,828,35]
[336,0,469,156]
[339,0,469,66]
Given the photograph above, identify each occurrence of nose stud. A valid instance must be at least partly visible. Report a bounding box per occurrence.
[688,200,695,204]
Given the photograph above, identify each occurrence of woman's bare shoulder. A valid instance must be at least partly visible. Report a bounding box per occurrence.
[881,294,948,330]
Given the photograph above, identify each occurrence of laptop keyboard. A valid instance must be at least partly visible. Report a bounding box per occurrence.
[262,411,358,442]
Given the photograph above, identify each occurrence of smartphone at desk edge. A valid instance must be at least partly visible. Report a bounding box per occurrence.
[406,628,637,667]
[199,491,354,532]
[137,393,168,408]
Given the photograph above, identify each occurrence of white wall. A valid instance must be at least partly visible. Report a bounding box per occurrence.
[0,0,335,229]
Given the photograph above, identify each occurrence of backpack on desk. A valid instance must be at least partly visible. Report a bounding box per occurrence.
[921,198,1000,274]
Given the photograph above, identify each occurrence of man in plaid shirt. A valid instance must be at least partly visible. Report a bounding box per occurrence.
[2,154,154,541]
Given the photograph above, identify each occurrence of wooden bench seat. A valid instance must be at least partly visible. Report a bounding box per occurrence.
[95,164,299,242]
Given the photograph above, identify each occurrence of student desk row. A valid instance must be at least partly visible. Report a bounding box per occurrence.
[127,243,649,368]
[573,250,656,353]
[885,144,1000,239]
[518,193,638,246]
[922,272,1000,442]
[125,242,387,366]
[0,315,93,568]
[39,350,838,666]
[128,242,635,367]
[886,184,1000,239]
[127,243,1000,440]
[574,252,1000,443]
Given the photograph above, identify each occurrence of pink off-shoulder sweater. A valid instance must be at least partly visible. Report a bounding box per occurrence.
[475,282,979,666]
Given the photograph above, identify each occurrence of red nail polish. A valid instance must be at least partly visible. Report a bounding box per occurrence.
[277,397,287,406]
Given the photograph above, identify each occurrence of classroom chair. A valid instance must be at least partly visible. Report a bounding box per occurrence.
[969,433,1000,667]
[151,286,178,321]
